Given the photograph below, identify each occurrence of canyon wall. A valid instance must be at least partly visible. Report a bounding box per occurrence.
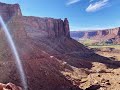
[0,2,22,21]
[0,2,70,38]
[71,27,120,40]
[21,16,70,38]
[71,27,120,44]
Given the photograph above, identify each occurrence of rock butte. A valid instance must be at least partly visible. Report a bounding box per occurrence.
[0,2,70,38]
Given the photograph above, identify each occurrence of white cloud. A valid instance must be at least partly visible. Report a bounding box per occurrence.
[89,0,94,2]
[86,0,109,12]
[66,0,80,5]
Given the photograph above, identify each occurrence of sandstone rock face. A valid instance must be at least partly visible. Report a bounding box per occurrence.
[64,18,70,37]
[22,16,70,38]
[0,2,70,38]
[0,2,22,22]
[71,27,120,44]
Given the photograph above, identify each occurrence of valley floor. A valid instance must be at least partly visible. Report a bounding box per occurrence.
[62,62,120,90]
[61,44,120,90]
[77,45,120,90]
[89,45,120,61]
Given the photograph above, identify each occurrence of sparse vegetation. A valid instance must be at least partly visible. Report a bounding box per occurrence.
[79,38,120,46]
[79,39,98,46]
[89,45,120,50]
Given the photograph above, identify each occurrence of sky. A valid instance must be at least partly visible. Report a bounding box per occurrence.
[0,0,120,31]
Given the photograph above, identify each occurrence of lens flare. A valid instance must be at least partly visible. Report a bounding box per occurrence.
[0,16,28,90]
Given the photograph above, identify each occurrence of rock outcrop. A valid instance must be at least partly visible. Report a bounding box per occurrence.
[64,18,70,37]
[0,2,22,22]
[0,83,22,90]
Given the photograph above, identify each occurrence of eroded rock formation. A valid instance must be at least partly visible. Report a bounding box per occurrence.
[0,2,22,22]
[21,16,70,38]
[71,27,120,44]
[0,2,70,38]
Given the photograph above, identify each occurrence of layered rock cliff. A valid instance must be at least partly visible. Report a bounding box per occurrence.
[0,2,22,22]
[0,2,70,38]
[21,16,70,38]
[71,27,120,44]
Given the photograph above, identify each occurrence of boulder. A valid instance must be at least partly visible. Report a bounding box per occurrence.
[0,83,22,90]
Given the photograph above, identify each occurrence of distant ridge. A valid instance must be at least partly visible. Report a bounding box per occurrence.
[71,27,120,44]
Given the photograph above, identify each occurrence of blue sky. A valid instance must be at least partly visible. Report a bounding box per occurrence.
[0,0,120,31]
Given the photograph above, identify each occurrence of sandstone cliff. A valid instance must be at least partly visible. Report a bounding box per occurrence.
[0,2,22,22]
[71,27,120,44]
[0,2,70,39]
[21,16,70,38]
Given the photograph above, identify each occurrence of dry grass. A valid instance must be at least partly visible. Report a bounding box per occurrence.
[88,45,120,61]
[89,45,120,50]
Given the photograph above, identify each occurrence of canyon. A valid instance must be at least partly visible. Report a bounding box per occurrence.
[0,2,120,90]
[71,27,120,44]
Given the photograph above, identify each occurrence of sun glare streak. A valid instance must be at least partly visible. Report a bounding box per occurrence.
[0,16,28,90]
